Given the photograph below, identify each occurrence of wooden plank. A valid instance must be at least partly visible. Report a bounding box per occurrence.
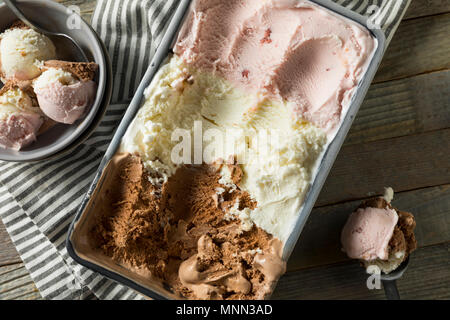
[0,263,42,300]
[274,242,450,300]
[288,184,450,272]
[405,0,450,20]
[374,13,450,83]
[0,221,20,266]
[316,128,450,206]
[346,70,450,146]
[12,291,43,300]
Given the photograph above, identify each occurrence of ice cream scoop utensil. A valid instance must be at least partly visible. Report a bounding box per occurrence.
[380,257,409,300]
[3,0,88,62]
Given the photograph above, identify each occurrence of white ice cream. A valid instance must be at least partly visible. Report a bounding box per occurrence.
[0,27,56,81]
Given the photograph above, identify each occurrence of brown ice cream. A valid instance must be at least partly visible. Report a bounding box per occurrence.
[1,80,31,97]
[43,60,98,82]
[8,20,29,30]
[89,153,285,300]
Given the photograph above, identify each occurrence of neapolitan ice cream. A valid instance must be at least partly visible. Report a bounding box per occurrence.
[341,189,417,274]
[33,61,98,124]
[0,83,43,150]
[0,22,56,82]
[87,0,377,299]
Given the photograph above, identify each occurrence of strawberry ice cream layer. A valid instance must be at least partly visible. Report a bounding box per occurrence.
[174,0,376,134]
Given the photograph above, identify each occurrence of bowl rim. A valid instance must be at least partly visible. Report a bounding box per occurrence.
[0,0,107,162]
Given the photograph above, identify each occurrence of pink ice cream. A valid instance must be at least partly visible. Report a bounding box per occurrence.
[341,207,399,261]
[0,86,43,151]
[33,63,97,125]
[0,113,43,150]
[174,0,375,133]
[34,80,96,124]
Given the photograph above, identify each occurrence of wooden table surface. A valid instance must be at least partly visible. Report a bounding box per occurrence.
[1,0,449,300]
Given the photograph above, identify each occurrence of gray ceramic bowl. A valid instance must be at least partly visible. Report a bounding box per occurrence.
[0,0,108,162]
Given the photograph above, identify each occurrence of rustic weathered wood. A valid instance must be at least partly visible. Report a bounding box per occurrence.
[405,0,450,19]
[317,129,450,206]
[0,263,42,300]
[274,242,450,300]
[0,221,20,266]
[288,184,450,271]
[346,70,450,146]
[374,13,450,83]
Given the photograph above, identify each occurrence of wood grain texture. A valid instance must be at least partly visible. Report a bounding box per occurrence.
[374,13,450,83]
[288,184,450,271]
[274,242,450,300]
[0,221,20,266]
[405,0,450,19]
[346,70,450,146]
[0,263,42,300]
[317,129,450,206]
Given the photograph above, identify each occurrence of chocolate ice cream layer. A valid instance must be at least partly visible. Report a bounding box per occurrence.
[90,153,286,300]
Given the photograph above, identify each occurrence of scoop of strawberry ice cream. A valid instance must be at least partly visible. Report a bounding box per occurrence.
[341,206,399,261]
[33,67,97,124]
[0,86,43,150]
[0,113,43,150]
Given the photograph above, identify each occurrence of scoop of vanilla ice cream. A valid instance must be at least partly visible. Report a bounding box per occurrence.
[0,87,43,150]
[0,28,56,81]
[33,67,97,124]
[0,87,41,118]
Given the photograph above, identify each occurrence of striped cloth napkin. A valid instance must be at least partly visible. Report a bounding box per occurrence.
[0,0,411,300]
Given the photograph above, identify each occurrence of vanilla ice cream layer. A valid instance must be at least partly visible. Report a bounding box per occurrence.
[121,56,326,241]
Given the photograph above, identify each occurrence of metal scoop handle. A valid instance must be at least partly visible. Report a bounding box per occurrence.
[382,279,400,300]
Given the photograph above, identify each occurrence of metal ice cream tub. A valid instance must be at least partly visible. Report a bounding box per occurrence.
[66,0,386,300]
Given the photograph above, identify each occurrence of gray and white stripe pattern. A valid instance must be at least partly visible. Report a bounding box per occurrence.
[0,0,410,300]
